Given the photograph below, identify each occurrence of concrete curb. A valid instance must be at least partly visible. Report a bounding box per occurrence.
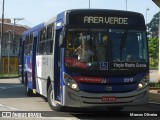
[148,102,160,109]
[149,102,160,104]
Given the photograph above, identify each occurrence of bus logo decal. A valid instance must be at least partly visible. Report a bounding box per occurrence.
[100,62,108,70]
[105,86,112,91]
[101,78,110,83]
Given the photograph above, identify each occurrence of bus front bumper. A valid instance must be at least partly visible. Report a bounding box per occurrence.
[63,86,149,108]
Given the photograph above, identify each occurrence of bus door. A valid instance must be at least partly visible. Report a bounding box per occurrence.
[32,35,38,91]
[53,30,60,100]
[21,37,25,84]
[22,40,25,84]
[18,38,24,83]
[54,27,63,101]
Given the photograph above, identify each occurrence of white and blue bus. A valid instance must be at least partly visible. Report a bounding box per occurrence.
[19,9,149,111]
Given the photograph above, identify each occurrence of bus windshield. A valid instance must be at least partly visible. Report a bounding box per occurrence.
[64,29,148,70]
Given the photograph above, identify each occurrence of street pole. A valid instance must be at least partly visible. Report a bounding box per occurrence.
[158,11,160,83]
[89,0,90,9]
[146,8,150,24]
[126,0,127,11]
[0,0,5,75]
[7,30,11,75]
[12,18,24,55]
[13,18,16,54]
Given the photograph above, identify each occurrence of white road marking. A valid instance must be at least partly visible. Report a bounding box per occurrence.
[0,85,24,90]
[0,104,24,111]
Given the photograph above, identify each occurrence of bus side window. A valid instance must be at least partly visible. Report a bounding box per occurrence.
[46,40,53,54]
[29,34,33,55]
[38,28,46,54]
[24,35,31,55]
[39,42,45,54]
[24,45,28,55]
[46,25,54,54]
[40,29,46,41]
[47,25,52,39]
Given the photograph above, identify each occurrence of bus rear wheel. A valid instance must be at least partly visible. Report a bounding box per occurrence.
[47,84,64,111]
[26,84,34,96]
[25,74,33,96]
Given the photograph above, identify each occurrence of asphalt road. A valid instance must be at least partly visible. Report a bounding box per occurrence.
[0,72,160,119]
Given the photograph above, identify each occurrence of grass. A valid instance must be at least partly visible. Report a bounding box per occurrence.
[0,73,18,78]
[149,82,160,89]
[150,67,158,70]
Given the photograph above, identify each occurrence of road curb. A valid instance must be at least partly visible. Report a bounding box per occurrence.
[149,102,160,104]
[148,102,160,106]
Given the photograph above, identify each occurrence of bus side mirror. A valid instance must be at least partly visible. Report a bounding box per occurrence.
[59,33,65,47]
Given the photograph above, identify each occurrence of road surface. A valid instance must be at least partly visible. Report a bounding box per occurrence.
[0,75,160,119]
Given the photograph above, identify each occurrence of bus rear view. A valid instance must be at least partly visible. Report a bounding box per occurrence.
[60,9,149,111]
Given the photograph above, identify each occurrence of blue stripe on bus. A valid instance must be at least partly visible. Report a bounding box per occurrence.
[56,12,65,22]
[68,72,147,92]
[56,12,65,30]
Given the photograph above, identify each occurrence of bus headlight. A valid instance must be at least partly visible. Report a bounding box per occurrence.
[137,74,149,91]
[63,73,79,91]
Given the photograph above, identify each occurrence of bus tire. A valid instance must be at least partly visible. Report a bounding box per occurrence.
[107,107,124,111]
[25,73,33,97]
[26,84,33,96]
[47,84,64,111]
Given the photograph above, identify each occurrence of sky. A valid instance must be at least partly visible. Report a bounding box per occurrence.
[0,0,159,27]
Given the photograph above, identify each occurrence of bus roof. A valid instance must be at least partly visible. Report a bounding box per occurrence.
[22,22,44,37]
[22,9,145,37]
[45,11,66,26]
[65,9,143,16]
[45,17,56,26]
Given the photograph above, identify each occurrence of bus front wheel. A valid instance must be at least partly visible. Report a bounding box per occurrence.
[47,84,64,111]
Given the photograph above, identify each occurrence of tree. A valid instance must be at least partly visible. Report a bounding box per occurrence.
[147,11,160,38]
[148,38,159,67]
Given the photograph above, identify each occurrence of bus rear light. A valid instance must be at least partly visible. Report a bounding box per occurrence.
[63,73,79,91]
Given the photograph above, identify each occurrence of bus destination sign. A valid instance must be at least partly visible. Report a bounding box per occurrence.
[84,16,128,25]
[68,13,145,29]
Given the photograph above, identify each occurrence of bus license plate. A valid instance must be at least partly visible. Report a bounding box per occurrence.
[102,96,116,102]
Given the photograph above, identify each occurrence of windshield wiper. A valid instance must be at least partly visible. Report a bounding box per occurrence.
[120,30,128,61]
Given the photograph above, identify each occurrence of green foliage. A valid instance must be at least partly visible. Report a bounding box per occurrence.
[150,83,160,89]
[147,11,160,68]
[147,11,160,38]
[0,73,18,78]
[148,38,159,68]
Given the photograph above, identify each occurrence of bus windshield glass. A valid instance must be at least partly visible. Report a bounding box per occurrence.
[64,29,148,70]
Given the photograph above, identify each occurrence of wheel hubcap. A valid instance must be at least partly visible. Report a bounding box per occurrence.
[50,90,57,106]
